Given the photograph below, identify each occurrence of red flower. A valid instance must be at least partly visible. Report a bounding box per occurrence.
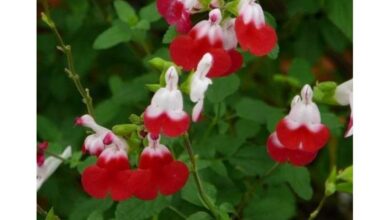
[37,141,49,167]
[235,0,277,56]
[81,134,133,201]
[157,0,193,33]
[130,135,189,200]
[144,67,190,137]
[266,85,330,166]
[169,9,242,78]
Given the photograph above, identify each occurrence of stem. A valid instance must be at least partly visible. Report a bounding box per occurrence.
[168,206,187,219]
[45,151,68,162]
[37,204,47,216]
[263,162,280,178]
[41,7,94,117]
[308,195,328,220]
[183,133,219,218]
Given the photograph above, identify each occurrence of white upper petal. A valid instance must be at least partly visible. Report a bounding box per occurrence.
[37,146,72,191]
[192,9,223,44]
[190,53,213,102]
[222,18,238,50]
[335,79,353,106]
[192,99,204,122]
[286,85,321,124]
[239,0,265,27]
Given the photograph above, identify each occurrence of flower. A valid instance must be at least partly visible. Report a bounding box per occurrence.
[157,0,197,33]
[267,132,317,166]
[275,85,330,152]
[37,146,72,190]
[144,66,190,137]
[235,0,277,56]
[37,141,49,167]
[334,79,353,137]
[129,135,189,200]
[169,9,242,78]
[190,53,213,122]
[75,114,111,155]
[81,132,133,201]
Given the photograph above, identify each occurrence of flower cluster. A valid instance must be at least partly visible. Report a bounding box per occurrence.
[165,0,277,78]
[266,85,330,166]
[77,114,189,201]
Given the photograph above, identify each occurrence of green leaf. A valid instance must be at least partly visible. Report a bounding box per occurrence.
[210,160,228,177]
[112,124,138,136]
[313,81,338,105]
[69,151,83,168]
[264,11,277,28]
[113,0,138,25]
[268,164,313,200]
[109,75,124,95]
[325,166,337,196]
[207,74,240,103]
[286,0,321,16]
[46,208,60,220]
[69,198,113,220]
[288,58,314,84]
[93,21,131,50]
[181,176,217,207]
[324,0,352,40]
[37,115,61,141]
[267,44,279,60]
[77,157,97,174]
[322,112,343,136]
[145,83,161,92]
[87,211,104,220]
[244,185,296,220]
[187,211,213,220]
[162,26,177,44]
[140,3,161,23]
[273,74,301,88]
[336,182,352,194]
[225,0,240,16]
[210,134,245,156]
[235,97,282,124]
[229,145,275,176]
[94,99,121,124]
[337,165,353,182]
[115,196,171,220]
[235,119,261,139]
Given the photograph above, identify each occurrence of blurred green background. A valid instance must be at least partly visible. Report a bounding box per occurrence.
[37,0,352,219]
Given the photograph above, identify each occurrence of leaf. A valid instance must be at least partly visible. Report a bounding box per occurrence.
[235,97,282,124]
[115,196,171,220]
[69,198,113,220]
[288,58,314,84]
[162,26,177,44]
[267,44,279,60]
[93,21,131,50]
[229,145,275,176]
[113,0,138,25]
[264,11,277,28]
[181,176,217,207]
[336,182,352,194]
[207,74,240,103]
[37,115,61,141]
[46,208,60,220]
[209,134,245,156]
[77,157,97,174]
[87,211,104,220]
[94,99,121,125]
[244,185,296,220]
[109,75,124,95]
[69,151,83,168]
[337,165,353,182]
[225,0,240,16]
[210,160,228,177]
[140,3,161,23]
[268,164,313,200]
[324,0,352,40]
[187,212,213,220]
[145,84,161,92]
[321,112,343,136]
[235,119,261,139]
[286,0,321,16]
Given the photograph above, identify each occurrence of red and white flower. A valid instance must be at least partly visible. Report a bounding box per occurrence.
[37,141,49,167]
[170,9,242,78]
[157,0,197,33]
[275,85,330,153]
[144,67,190,137]
[37,146,72,190]
[81,132,133,201]
[190,53,213,122]
[267,132,317,166]
[334,79,353,137]
[75,114,111,156]
[235,0,277,56]
[130,135,189,200]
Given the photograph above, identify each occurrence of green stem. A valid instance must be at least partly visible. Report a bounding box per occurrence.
[168,206,187,219]
[308,195,328,220]
[45,150,68,162]
[41,7,94,117]
[183,133,219,218]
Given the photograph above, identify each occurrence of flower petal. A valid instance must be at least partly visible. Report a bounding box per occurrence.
[110,170,133,201]
[159,161,189,195]
[164,111,190,137]
[81,165,111,199]
[130,169,159,200]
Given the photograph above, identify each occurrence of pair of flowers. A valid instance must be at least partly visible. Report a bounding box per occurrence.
[162,0,277,78]
[76,115,189,201]
[266,80,353,166]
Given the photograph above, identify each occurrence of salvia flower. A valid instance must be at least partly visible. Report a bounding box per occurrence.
[275,85,330,153]
[190,53,213,122]
[129,134,189,200]
[334,79,353,137]
[75,114,110,156]
[157,0,197,33]
[37,146,72,190]
[37,141,49,167]
[170,9,242,78]
[81,132,133,201]
[144,66,190,137]
[235,0,277,56]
